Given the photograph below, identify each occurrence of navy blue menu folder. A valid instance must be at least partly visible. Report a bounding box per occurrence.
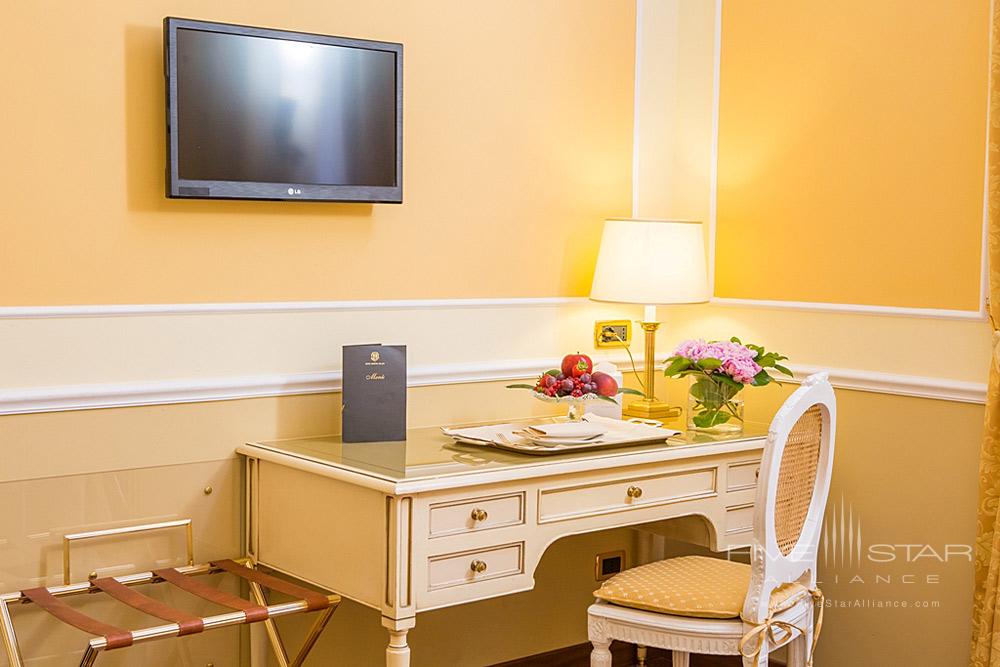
[342,344,407,442]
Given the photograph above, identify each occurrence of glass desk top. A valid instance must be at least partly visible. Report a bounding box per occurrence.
[244,420,769,485]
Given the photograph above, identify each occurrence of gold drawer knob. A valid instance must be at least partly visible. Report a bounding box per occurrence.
[470,508,488,522]
[470,560,488,574]
[626,485,643,499]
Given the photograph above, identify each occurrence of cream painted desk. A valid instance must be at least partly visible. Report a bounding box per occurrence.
[237,423,767,666]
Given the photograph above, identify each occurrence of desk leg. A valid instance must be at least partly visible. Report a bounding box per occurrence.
[382,616,415,667]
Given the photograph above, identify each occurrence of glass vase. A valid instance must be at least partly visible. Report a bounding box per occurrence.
[686,375,745,435]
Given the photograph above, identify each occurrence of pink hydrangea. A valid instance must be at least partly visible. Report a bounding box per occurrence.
[672,339,761,384]
[673,339,710,360]
[722,357,762,384]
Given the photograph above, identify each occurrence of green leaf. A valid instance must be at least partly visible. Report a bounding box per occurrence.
[696,358,723,370]
[692,410,731,428]
[730,336,742,344]
[662,357,691,377]
[774,364,793,377]
[691,378,728,409]
[505,384,537,390]
[751,371,771,387]
[722,385,743,402]
[595,395,619,404]
[715,373,743,390]
[688,378,711,400]
[544,369,561,377]
[618,387,644,396]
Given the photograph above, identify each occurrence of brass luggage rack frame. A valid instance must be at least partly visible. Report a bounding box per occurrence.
[0,519,340,667]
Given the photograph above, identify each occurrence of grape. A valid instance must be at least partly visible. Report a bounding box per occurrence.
[580,373,592,384]
[557,373,566,381]
[561,379,574,393]
[543,375,557,388]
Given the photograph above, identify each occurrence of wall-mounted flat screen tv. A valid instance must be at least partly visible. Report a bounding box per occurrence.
[164,18,402,202]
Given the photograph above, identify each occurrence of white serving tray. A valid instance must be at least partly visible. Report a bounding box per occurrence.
[441,415,681,456]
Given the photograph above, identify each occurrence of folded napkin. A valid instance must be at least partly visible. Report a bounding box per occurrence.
[523,422,607,439]
[583,414,681,436]
[441,424,519,443]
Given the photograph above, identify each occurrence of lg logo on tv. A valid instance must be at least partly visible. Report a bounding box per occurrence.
[287,187,302,195]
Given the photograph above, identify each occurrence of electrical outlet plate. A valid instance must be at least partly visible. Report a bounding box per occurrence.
[594,320,631,348]
[595,550,626,581]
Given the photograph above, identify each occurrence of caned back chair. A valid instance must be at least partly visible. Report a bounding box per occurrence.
[587,372,836,667]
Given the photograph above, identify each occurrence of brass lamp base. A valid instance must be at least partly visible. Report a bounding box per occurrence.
[623,317,682,422]
[623,398,682,420]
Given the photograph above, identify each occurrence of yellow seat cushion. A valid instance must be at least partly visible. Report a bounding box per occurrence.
[594,555,806,619]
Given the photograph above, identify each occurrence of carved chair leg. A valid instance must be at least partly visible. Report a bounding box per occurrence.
[787,608,814,667]
[637,644,647,666]
[671,650,690,667]
[590,639,613,667]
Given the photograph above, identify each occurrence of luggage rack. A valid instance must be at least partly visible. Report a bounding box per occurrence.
[0,519,340,667]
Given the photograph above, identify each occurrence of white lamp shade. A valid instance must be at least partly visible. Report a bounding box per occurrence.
[590,218,710,305]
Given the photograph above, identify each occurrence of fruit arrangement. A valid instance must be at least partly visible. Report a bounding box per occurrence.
[507,353,642,403]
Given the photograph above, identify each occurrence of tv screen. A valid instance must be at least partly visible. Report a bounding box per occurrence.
[164,18,402,202]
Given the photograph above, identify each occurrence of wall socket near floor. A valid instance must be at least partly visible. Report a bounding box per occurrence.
[595,550,626,580]
[594,320,631,348]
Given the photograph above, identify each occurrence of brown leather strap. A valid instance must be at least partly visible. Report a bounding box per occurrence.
[21,587,133,650]
[92,577,204,637]
[212,560,330,612]
[152,567,269,623]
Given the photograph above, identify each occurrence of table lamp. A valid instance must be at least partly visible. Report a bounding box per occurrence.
[590,218,710,419]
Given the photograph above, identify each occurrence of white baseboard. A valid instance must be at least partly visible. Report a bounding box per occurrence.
[0,358,985,416]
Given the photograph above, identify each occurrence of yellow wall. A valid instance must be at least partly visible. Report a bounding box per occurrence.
[2,0,994,665]
[0,2,640,664]
[715,0,988,310]
[637,1,991,664]
[0,0,634,305]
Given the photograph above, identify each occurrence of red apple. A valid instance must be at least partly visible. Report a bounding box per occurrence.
[561,353,593,378]
[591,371,618,397]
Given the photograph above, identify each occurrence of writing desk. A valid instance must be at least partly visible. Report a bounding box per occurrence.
[237,423,767,666]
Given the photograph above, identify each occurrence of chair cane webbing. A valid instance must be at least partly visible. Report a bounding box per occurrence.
[152,566,269,622]
[92,577,204,636]
[774,405,823,556]
[20,587,133,650]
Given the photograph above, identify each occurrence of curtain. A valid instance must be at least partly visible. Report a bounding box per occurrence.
[971,6,1000,665]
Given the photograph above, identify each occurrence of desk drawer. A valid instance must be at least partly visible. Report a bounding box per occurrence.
[726,503,755,535]
[727,461,760,492]
[427,542,524,591]
[428,492,524,538]
[538,467,717,523]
